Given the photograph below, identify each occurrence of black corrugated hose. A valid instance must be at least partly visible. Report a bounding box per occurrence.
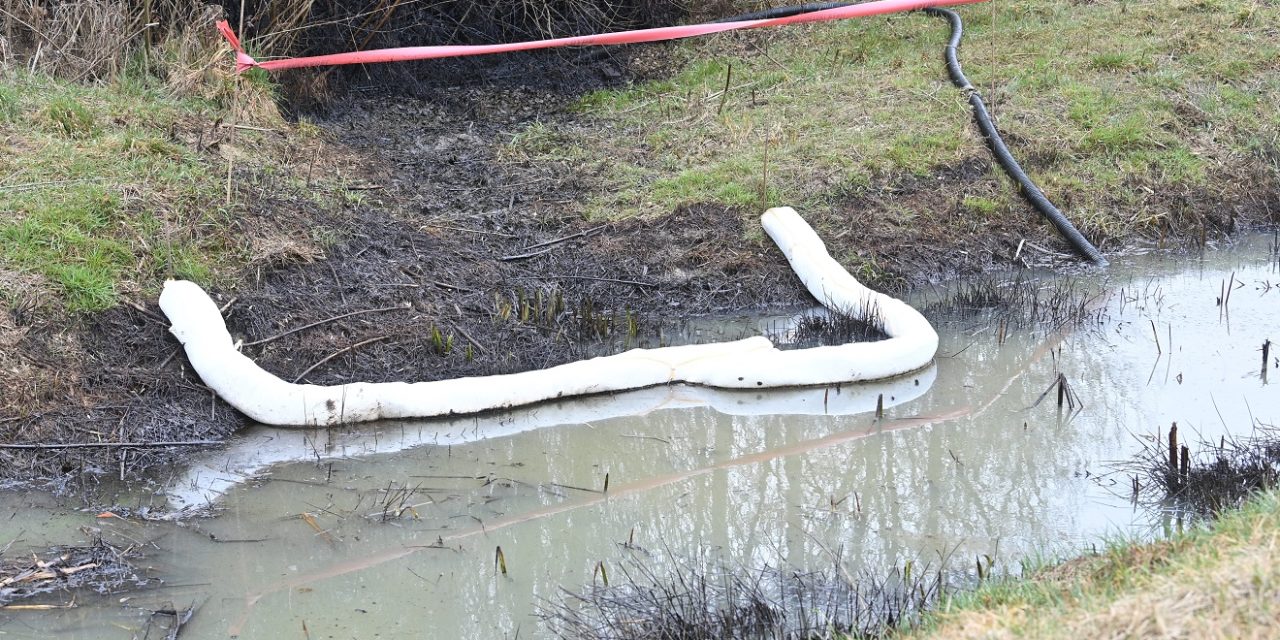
[924,7,1108,265]
[712,3,1109,266]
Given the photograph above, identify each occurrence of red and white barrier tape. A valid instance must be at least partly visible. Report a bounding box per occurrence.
[218,0,986,73]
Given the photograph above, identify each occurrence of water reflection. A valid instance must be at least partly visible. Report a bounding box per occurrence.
[168,366,937,509]
[1,234,1277,639]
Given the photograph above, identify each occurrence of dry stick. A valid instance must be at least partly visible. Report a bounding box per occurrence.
[716,62,733,115]
[0,441,220,450]
[498,225,607,261]
[327,261,347,306]
[449,323,488,355]
[291,336,391,383]
[1,602,77,611]
[432,281,475,293]
[759,135,770,208]
[425,224,517,238]
[125,300,167,324]
[0,178,99,192]
[538,274,657,287]
[1149,319,1162,354]
[244,305,406,347]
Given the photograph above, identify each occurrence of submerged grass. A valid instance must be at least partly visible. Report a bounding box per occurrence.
[921,272,1108,330]
[514,0,1280,245]
[541,551,950,639]
[1119,422,1280,523]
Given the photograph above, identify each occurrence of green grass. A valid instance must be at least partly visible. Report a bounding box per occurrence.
[0,71,269,311]
[507,0,1280,241]
[899,490,1280,639]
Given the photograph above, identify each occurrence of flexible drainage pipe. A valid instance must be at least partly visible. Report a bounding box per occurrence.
[716,3,1107,266]
[159,208,938,427]
[925,7,1108,266]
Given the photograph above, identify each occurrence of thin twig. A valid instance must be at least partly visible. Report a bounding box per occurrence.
[545,482,603,494]
[0,441,220,450]
[433,281,476,293]
[620,434,671,444]
[244,305,406,347]
[292,336,391,383]
[424,225,518,238]
[498,225,606,261]
[519,274,657,288]
[124,300,166,324]
[449,323,488,355]
[0,177,99,192]
[231,124,278,132]
[156,348,179,370]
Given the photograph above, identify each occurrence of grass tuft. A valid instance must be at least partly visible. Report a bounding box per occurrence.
[46,97,96,138]
[902,491,1280,639]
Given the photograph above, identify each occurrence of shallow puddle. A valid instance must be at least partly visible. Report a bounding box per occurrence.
[1,234,1277,639]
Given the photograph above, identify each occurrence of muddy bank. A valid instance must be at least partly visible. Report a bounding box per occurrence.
[0,82,808,485]
[3,60,1278,487]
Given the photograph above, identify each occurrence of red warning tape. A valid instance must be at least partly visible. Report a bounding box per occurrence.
[218,0,986,73]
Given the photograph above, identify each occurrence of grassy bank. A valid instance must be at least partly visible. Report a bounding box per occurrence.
[0,45,359,315]
[511,0,1279,252]
[5,0,1277,310]
[0,72,239,312]
[0,29,357,424]
[901,489,1280,639]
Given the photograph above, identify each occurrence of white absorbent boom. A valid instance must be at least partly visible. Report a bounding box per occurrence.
[159,207,939,426]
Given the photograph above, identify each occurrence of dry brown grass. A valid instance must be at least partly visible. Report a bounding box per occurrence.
[0,268,86,417]
[0,0,240,107]
[2,0,131,79]
[910,494,1280,639]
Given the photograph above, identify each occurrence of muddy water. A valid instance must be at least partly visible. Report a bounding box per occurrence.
[2,234,1277,639]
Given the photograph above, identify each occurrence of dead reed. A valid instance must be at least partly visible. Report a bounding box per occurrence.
[1,0,680,86]
[786,303,887,349]
[923,273,1107,330]
[1118,422,1280,521]
[539,551,951,639]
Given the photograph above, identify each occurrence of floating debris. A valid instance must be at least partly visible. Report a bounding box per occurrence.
[0,537,149,606]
